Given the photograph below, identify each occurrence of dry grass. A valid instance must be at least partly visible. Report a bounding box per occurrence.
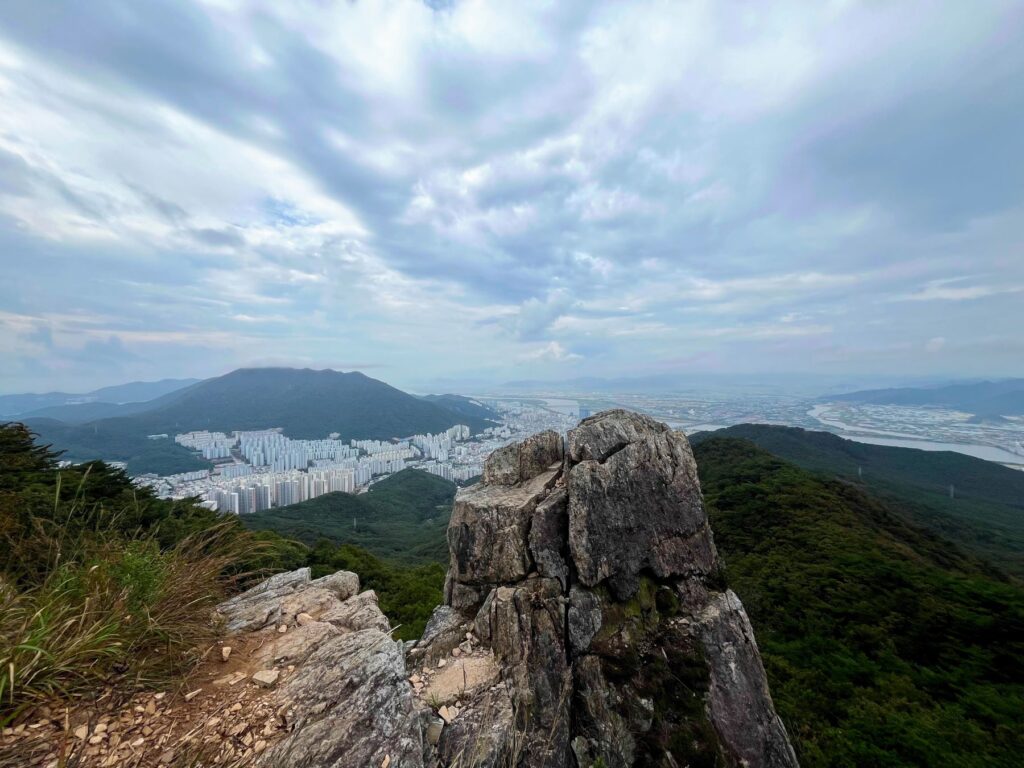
[0,489,248,724]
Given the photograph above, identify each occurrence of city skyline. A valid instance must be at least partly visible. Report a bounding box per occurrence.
[1,2,1023,393]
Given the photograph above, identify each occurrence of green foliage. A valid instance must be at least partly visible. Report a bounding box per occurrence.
[694,437,1024,768]
[0,424,300,719]
[692,424,1024,576]
[306,541,445,641]
[243,469,457,565]
[21,418,211,476]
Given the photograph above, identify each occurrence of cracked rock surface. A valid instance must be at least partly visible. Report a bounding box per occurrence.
[412,409,799,768]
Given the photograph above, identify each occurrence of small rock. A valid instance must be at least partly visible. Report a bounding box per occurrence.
[221,646,232,662]
[229,702,242,713]
[74,725,89,740]
[88,734,104,745]
[296,612,314,626]
[437,658,447,668]
[381,756,391,768]
[438,705,453,724]
[95,723,107,734]
[409,674,421,685]
[184,689,202,702]
[159,748,175,764]
[254,740,268,753]
[426,718,444,745]
[278,624,288,634]
[252,669,280,689]
[451,647,462,658]
[145,699,156,715]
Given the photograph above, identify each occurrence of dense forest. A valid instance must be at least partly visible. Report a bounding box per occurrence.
[694,437,1024,767]
[692,423,1024,576]
[242,468,458,565]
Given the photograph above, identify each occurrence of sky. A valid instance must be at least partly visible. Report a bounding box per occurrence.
[0,0,1022,394]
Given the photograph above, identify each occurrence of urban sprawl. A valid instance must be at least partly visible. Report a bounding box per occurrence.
[135,401,579,513]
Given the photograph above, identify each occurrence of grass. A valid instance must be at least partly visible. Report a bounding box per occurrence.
[0,424,279,724]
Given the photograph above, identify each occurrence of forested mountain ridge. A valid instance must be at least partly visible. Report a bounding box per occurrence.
[690,423,1024,577]
[694,437,1024,767]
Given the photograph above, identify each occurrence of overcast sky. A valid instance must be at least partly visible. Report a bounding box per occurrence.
[1,1,1022,393]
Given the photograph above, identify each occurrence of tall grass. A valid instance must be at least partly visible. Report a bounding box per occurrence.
[0,466,250,723]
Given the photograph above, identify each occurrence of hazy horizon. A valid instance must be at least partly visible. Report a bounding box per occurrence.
[1,1,1023,394]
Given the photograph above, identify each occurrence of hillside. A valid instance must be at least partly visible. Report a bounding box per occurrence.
[242,468,458,565]
[22,368,494,473]
[690,423,1024,577]
[695,437,1024,767]
[828,378,1024,415]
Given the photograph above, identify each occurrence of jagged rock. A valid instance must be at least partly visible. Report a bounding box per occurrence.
[567,410,718,600]
[484,578,571,766]
[528,486,569,590]
[446,468,557,589]
[431,409,797,768]
[698,591,800,768]
[310,570,360,601]
[260,628,424,768]
[253,620,340,668]
[436,684,515,768]
[320,590,391,633]
[216,567,312,632]
[408,605,470,666]
[567,585,601,655]
[482,430,563,486]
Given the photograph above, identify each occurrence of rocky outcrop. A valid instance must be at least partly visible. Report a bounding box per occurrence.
[217,409,797,768]
[215,568,427,768]
[412,409,799,768]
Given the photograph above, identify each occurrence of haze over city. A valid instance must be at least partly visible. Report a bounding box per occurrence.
[1,1,1022,394]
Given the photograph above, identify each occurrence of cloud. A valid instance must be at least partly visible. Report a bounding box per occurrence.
[0,1,1022,391]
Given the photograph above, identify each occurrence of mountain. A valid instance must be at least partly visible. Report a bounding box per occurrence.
[418,393,499,424]
[827,378,1024,415]
[21,368,492,474]
[243,469,458,565]
[17,399,163,424]
[694,437,1024,767]
[0,378,199,418]
[690,423,1024,576]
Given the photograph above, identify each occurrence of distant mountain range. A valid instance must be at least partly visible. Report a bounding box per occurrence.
[827,378,1024,416]
[690,423,1024,577]
[0,378,200,419]
[14,368,499,474]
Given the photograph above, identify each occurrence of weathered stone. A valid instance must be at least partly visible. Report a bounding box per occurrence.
[436,684,515,768]
[486,578,571,766]
[277,586,344,626]
[320,590,391,633]
[310,570,360,601]
[482,430,563,486]
[518,429,564,482]
[568,410,718,600]
[216,567,312,632]
[482,442,520,485]
[408,605,469,666]
[251,669,279,689]
[253,620,340,668]
[698,591,800,768]
[529,486,569,590]
[446,469,556,587]
[420,654,501,706]
[567,585,602,655]
[260,629,424,768]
